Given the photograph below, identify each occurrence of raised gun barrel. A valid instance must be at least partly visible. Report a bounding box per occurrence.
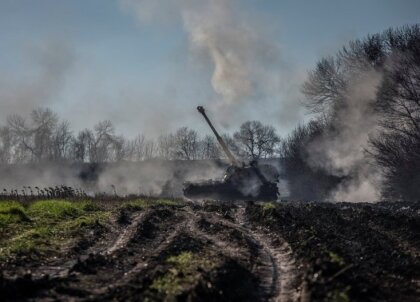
[197,106,240,167]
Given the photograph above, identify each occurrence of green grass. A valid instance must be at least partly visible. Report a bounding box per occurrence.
[328,285,351,302]
[0,199,111,260]
[27,200,95,219]
[0,198,183,261]
[123,199,182,211]
[329,251,346,267]
[155,199,182,207]
[150,251,215,296]
[262,202,277,212]
[123,199,150,210]
[0,201,30,227]
[261,202,277,223]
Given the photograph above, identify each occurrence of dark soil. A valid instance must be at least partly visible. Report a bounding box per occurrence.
[246,201,420,302]
[0,200,419,301]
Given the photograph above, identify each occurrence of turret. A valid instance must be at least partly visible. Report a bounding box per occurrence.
[197,106,240,167]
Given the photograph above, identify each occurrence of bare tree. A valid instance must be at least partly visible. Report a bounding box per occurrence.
[0,126,13,164]
[173,127,199,160]
[144,139,157,160]
[302,57,347,115]
[370,40,420,200]
[125,134,146,161]
[233,121,280,159]
[199,135,221,159]
[109,135,128,162]
[31,108,59,160]
[88,120,117,163]
[220,133,240,160]
[7,108,59,162]
[157,133,175,160]
[51,121,73,161]
[70,129,93,162]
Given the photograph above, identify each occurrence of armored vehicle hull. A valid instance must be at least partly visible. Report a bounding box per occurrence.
[184,106,279,201]
[183,179,278,201]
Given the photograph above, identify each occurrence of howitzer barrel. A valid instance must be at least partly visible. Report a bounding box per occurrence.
[197,106,239,167]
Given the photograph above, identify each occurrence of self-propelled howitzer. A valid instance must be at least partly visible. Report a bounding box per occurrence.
[183,106,279,201]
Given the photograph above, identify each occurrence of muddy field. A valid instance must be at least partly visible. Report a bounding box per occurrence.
[0,198,419,301]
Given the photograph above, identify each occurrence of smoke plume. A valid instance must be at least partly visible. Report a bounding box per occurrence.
[0,39,74,121]
[306,69,383,202]
[119,0,298,123]
[0,161,226,197]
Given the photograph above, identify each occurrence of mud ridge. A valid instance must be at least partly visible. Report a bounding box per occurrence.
[233,206,304,302]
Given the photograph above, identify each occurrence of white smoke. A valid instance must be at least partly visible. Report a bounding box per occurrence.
[0,39,74,121]
[0,161,226,197]
[119,0,297,122]
[181,0,254,103]
[306,69,383,202]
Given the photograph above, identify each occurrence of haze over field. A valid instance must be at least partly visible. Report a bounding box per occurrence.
[1,3,419,301]
[1,1,419,202]
[1,0,419,137]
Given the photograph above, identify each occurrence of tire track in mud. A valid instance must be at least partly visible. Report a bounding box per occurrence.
[233,206,305,302]
[0,207,187,301]
[185,205,304,302]
[104,212,147,255]
[91,205,303,301]
[89,216,188,298]
[2,204,304,301]
[68,207,190,299]
[3,211,149,282]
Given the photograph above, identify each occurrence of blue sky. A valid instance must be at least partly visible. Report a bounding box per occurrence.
[0,0,419,137]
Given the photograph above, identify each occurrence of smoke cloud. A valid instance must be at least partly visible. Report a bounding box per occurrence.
[0,161,226,197]
[0,39,75,121]
[306,69,383,202]
[119,0,301,124]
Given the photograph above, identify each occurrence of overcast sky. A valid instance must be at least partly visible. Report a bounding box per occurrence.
[0,0,419,138]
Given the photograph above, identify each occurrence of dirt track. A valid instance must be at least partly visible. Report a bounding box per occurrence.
[1,200,419,301]
[1,202,306,301]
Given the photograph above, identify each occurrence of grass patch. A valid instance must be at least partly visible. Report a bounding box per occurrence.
[123,199,150,210]
[262,202,276,212]
[123,199,182,211]
[0,199,111,261]
[61,211,111,230]
[154,199,181,207]
[0,201,30,227]
[3,227,54,257]
[329,251,346,267]
[28,200,90,219]
[150,251,215,296]
[327,285,351,302]
[0,198,182,261]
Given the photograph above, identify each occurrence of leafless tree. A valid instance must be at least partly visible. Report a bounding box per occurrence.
[369,39,420,200]
[302,57,347,115]
[109,135,128,162]
[51,121,73,161]
[70,129,92,162]
[157,133,175,160]
[0,126,13,164]
[125,134,146,161]
[173,127,199,160]
[7,108,59,162]
[199,135,221,159]
[233,121,280,159]
[87,120,119,163]
[220,133,240,160]
[143,139,157,160]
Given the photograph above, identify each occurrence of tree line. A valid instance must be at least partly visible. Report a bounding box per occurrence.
[0,109,280,164]
[281,24,420,201]
[1,25,418,201]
